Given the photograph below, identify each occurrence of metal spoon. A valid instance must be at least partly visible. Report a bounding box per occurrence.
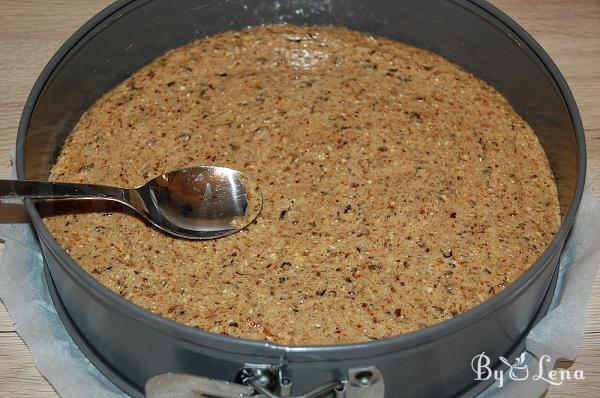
[0,166,263,239]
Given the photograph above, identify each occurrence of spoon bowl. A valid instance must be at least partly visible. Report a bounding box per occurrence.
[0,166,263,239]
[134,166,263,239]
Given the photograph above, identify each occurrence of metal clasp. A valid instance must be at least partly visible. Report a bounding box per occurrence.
[145,365,384,398]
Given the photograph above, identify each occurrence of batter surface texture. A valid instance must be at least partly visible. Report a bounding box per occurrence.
[45,24,560,345]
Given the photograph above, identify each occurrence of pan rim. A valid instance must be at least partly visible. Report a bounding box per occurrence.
[15,0,587,359]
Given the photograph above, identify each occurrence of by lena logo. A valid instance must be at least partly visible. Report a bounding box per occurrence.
[471,352,585,387]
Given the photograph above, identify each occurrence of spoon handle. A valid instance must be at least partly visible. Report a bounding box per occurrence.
[0,179,129,203]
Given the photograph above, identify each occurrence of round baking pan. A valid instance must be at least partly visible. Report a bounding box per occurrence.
[16,1,586,397]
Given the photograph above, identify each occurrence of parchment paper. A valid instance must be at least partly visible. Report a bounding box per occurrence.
[1,153,599,397]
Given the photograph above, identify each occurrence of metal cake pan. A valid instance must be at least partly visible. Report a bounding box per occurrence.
[15,0,586,397]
